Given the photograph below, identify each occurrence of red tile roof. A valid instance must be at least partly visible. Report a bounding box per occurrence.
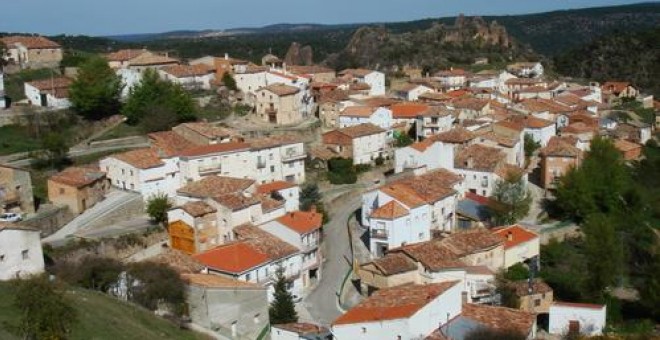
[462,303,536,335]
[161,64,214,77]
[430,127,476,144]
[391,103,430,119]
[256,181,297,194]
[178,176,255,198]
[179,201,217,217]
[492,224,539,249]
[261,83,300,96]
[234,224,299,259]
[49,166,105,188]
[340,106,378,118]
[26,77,72,92]
[362,252,418,276]
[1,35,60,49]
[370,200,410,220]
[193,241,271,274]
[454,144,506,172]
[276,210,323,235]
[540,136,581,158]
[179,142,251,157]
[148,131,200,158]
[333,282,460,325]
[112,148,164,169]
[106,49,148,62]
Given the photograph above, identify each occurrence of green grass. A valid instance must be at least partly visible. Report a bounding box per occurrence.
[93,122,143,141]
[0,125,42,155]
[0,282,208,340]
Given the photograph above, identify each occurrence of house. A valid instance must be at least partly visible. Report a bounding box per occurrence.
[539,136,582,189]
[257,181,299,212]
[172,122,239,145]
[317,89,351,128]
[106,49,150,69]
[124,51,180,72]
[321,123,390,165]
[338,106,393,131]
[549,302,606,336]
[362,169,462,247]
[99,148,180,199]
[434,68,468,90]
[508,115,557,147]
[450,98,491,120]
[158,64,215,90]
[615,121,652,145]
[456,192,491,229]
[0,222,45,280]
[287,65,336,83]
[393,83,433,101]
[1,35,62,69]
[507,62,544,78]
[271,323,331,340]
[194,224,304,299]
[394,138,454,174]
[413,106,455,139]
[183,273,269,339]
[338,69,386,96]
[255,84,311,125]
[492,224,540,268]
[332,282,464,340]
[430,303,537,339]
[249,136,307,185]
[24,77,72,109]
[0,165,34,214]
[177,142,254,183]
[613,139,643,161]
[47,166,109,215]
[508,279,554,313]
[432,127,477,153]
[601,81,638,101]
[454,144,526,197]
[476,131,525,168]
[260,209,324,290]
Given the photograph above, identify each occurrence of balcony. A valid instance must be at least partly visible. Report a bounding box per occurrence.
[198,165,222,175]
[371,229,389,240]
[301,242,319,253]
[282,151,307,162]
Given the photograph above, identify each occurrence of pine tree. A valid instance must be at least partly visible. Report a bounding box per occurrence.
[268,267,298,324]
[488,171,532,225]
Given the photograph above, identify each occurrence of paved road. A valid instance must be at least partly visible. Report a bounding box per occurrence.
[303,194,362,326]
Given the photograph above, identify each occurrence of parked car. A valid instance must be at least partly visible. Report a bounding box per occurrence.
[0,212,22,222]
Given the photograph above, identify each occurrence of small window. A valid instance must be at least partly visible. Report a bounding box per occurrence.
[361,327,367,333]
[59,188,65,195]
[0,254,5,262]
[21,250,29,260]
[534,299,541,307]
[245,273,251,281]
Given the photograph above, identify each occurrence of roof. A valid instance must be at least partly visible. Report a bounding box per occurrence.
[179,142,251,157]
[234,224,299,260]
[1,35,60,49]
[182,273,263,289]
[541,136,581,157]
[248,135,303,150]
[376,169,460,208]
[128,52,179,66]
[151,248,205,274]
[261,84,300,96]
[380,184,427,208]
[273,323,329,336]
[492,224,539,249]
[494,163,525,180]
[430,127,476,144]
[112,148,164,169]
[391,103,430,119]
[287,65,334,75]
[370,200,410,220]
[393,241,466,271]
[179,201,217,218]
[26,77,72,92]
[517,98,571,114]
[193,241,271,274]
[451,98,489,111]
[178,176,255,198]
[276,210,323,235]
[409,139,437,153]
[148,131,199,158]
[323,123,385,142]
[0,222,39,232]
[49,166,105,188]
[509,115,554,129]
[256,181,297,194]
[461,303,536,335]
[174,122,236,139]
[339,106,378,118]
[552,301,606,310]
[339,68,375,78]
[613,139,642,153]
[106,49,148,62]
[333,282,460,325]
[601,81,632,94]
[509,279,553,297]
[161,64,214,78]
[213,192,260,211]
[362,252,418,276]
[454,144,506,172]
[437,229,504,256]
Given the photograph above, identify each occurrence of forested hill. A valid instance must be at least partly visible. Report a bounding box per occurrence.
[554,27,660,97]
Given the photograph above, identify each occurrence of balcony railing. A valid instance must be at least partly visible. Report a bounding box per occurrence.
[282,152,307,162]
[371,229,389,239]
[301,242,319,252]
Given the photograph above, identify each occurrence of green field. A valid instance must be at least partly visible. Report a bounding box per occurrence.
[0,282,208,340]
[0,125,42,155]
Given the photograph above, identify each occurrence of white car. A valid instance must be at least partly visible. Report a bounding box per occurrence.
[0,212,22,222]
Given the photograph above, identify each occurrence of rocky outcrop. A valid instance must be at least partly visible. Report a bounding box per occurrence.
[284,42,314,66]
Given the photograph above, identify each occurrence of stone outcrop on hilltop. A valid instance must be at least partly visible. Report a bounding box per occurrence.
[284,42,314,66]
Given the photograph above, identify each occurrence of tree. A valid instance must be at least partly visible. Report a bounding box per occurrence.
[523,134,540,158]
[394,132,413,147]
[221,72,237,91]
[38,132,70,169]
[123,69,196,129]
[582,213,623,298]
[300,183,321,211]
[488,171,531,225]
[12,276,77,340]
[126,262,186,316]
[0,41,8,69]
[146,194,172,227]
[69,56,123,120]
[269,267,298,324]
[62,256,124,292]
[327,157,357,184]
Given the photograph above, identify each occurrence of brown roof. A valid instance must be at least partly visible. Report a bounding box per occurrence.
[451,98,489,111]
[179,142,251,157]
[517,98,571,114]
[462,303,536,335]
[509,278,553,297]
[494,163,525,179]
[151,249,205,274]
[260,195,285,212]
[174,122,237,139]
[0,222,39,232]
[128,52,179,66]
[1,35,60,49]
[256,181,297,194]
[439,229,504,256]
[340,106,378,117]
[339,68,375,78]
[480,132,518,148]
[178,176,254,198]
[49,166,105,188]
[454,144,506,172]
[393,241,466,271]
[26,77,72,95]
[614,139,642,153]
[106,49,148,62]
[287,65,334,75]
[112,148,164,169]
[261,84,300,96]
[161,64,214,77]
[182,273,263,289]
[234,224,299,260]
[323,123,385,143]
[363,252,418,276]
[213,193,261,212]
[370,200,410,220]
[380,184,427,208]
[333,282,460,325]
[601,81,632,95]
[430,127,476,144]
[393,169,461,202]
[248,135,303,150]
[148,131,200,158]
[509,115,554,129]
[273,323,329,336]
[179,201,216,217]
[540,136,581,157]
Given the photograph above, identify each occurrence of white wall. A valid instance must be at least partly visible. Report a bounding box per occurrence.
[339,107,393,131]
[504,238,540,268]
[180,149,254,184]
[394,141,454,174]
[158,71,215,90]
[549,304,606,336]
[117,68,142,99]
[364,72,385,96]
[525,125,556,147]
[352,132,389,165]
[0,229,45,280]
[455,169,495,197]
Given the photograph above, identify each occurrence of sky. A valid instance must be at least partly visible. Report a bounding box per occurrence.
[0,0,649,36]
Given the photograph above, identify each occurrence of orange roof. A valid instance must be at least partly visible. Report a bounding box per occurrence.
[276,210,323,235]
[148,131,200,158]
[256,181,297,194]
[26,77,72,91]
[193,242,270,274]
[1,35,60,49]
[409,139,436,152]
[340,106,378,117]
[106,49,148,62]
[370,200,409,220]
[333,282,460,325]
[492,224,539,249]
[179,142,251,157]
[112,148,164,169]
[445,89,471,98]
[391,103,429,119]
[161,64,214,77]
[49,166,105,188]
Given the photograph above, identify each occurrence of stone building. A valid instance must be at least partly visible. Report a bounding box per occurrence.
[0,165,34,214]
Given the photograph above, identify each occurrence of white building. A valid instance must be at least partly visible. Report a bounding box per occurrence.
[507,62,544,78]
[338,106,393,131]
[394,138,454,174]
[321,123,390,165]
[394,83,433,101]
[0,223,45,280]
[492,224,540,268]
[178,142,254,184]
[24,77,72,109]
[454,144,526,197]
[257,181,300,213]
[549,302,606,336]
[116,68,142,99]
[415,108,454,139]
[434,69,467,90]
[338,69,386,96]
[158,64,215,90]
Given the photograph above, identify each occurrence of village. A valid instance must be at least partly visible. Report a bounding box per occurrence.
[0,31,658,340]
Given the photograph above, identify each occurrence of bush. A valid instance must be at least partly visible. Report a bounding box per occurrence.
[374,156,385,166]
[146,194,172,227]
[327,157,358,184]
[126,262,186,316]
[355,164,372,173]
[57,256,124,292]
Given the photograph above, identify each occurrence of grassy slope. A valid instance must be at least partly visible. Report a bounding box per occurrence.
[0,283,207,340]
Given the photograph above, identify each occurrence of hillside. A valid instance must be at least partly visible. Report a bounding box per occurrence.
[0,282,206,340]
[554,27,660,97]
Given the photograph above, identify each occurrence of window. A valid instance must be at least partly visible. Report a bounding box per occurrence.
[534,299,541,307]
[245,273,251,281]
[270,166,275,173]
[59,188,65,195]
[0,254,4,262]
[361,327,367,334]
[21,250,29,260]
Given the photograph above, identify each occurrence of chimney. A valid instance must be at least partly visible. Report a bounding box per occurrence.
[224,53,229,60]
[507,231,513,241]
[290,212,295,218]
